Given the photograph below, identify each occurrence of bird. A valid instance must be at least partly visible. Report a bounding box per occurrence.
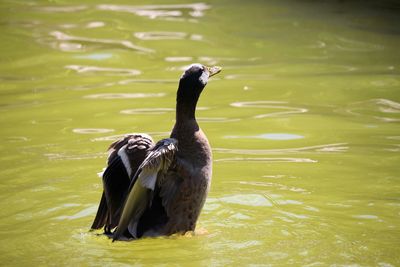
[91,63,221,241]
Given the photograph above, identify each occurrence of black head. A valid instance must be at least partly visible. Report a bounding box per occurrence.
[177,63,221,104]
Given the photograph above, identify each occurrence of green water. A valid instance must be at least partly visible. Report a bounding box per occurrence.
[1,0,400,266]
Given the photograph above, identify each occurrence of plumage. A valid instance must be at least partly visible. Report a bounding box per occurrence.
[91,63,221,241]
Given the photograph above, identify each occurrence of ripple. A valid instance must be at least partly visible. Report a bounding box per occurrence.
[30,118,73,125]
[319,33,384,52]
[164,56,261,65]
[215,157,317,163]
[75,53,113,60]
[91,132,169,142]
[334,37,384,52]
[387,136,400,140]
[352,214,380,220]
[259,133,304,140]
[45,152,106,160]
[225,133,304,140]
[36,5,88,13]
[83,93,165,99]
[49,31,153,53]
[231,240,263,249]
[277,210,309,219]
[275,199,303,205]
[214,143,348,155]
[57,42,82,51]
[230,101,308,118]
[327,202,352,208]
[219,194,273,207]
[225,74,274,80]
[265,252,289,260]
[97,3,210,20]
[66,65,141,76]
[239,181,309,193]
[72,128,114,134]
[134,31,202,41]
[107,79,176,85]
[120,108,174,115]
[135,31,186,40]
[230,212,252,220]
[85,21,105,28]
[384,144,400,152]
[6,136,30,142]
[55,205,97,220]
[165,56,193,62]
[197,117,241,123]
[341,98,400,122]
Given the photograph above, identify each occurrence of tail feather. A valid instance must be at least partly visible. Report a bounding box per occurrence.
[91,192,108,230]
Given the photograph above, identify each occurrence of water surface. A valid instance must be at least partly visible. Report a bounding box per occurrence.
[1,0,400,266]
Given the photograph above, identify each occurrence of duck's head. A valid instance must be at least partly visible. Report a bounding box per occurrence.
[177,63,221,103]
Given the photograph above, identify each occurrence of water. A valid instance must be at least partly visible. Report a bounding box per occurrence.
[1,0,400,266]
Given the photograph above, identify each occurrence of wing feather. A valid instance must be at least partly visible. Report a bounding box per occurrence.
[91,134,154,231]
[113,138,178,241]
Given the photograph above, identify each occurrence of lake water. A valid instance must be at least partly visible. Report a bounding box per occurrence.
[1,0,399,266]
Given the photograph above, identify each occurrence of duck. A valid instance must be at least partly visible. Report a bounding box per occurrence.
[91,63,222,241]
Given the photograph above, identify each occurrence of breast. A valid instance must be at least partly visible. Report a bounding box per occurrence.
[163,126,212,234]
[162,170,210,235]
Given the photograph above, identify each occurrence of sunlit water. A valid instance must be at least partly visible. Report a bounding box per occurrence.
[1,0,400,266]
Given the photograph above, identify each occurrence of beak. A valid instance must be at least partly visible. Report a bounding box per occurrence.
[207,66,222,77]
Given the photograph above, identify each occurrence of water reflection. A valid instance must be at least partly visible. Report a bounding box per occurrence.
[45,152,106,161]
[83,93,165,99]
[340,98,400,122]
[214,142,348,163]
[197,117,241,123]
[225,133,304,140]
[72,128,114,134]
[119,106,208,115]
[165,56,261,66]
[36,5,88,13]
[91,132,170,142]
[239,181,309,194]
[30,118,74,124]
[75,53,113,60]
[384,144,400,152]
[49,31,153,53]
[230,101,308,118]
[320,34,384,52]
[352,214,381,221]
[120,108,174,115]
[56,205,97,220]
[277,210,309,219]
[219,194,273,207]
[6,136,30,142]
[65,65,141,76]
[85,21,105,28]
[97,3,210,20]
[115,79,176,85]
[225,74,274,80]
[214,143,348,155]
[165,57,193,62]
[134,32,202,41]
[215,157,317,163]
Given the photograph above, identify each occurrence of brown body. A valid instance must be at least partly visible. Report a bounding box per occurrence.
[161,122,212,234]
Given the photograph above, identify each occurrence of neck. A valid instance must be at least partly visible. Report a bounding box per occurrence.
[176,98,197,122]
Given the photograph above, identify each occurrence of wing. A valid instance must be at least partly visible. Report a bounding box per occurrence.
[91,134,154,232]
[112,138,178,241]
